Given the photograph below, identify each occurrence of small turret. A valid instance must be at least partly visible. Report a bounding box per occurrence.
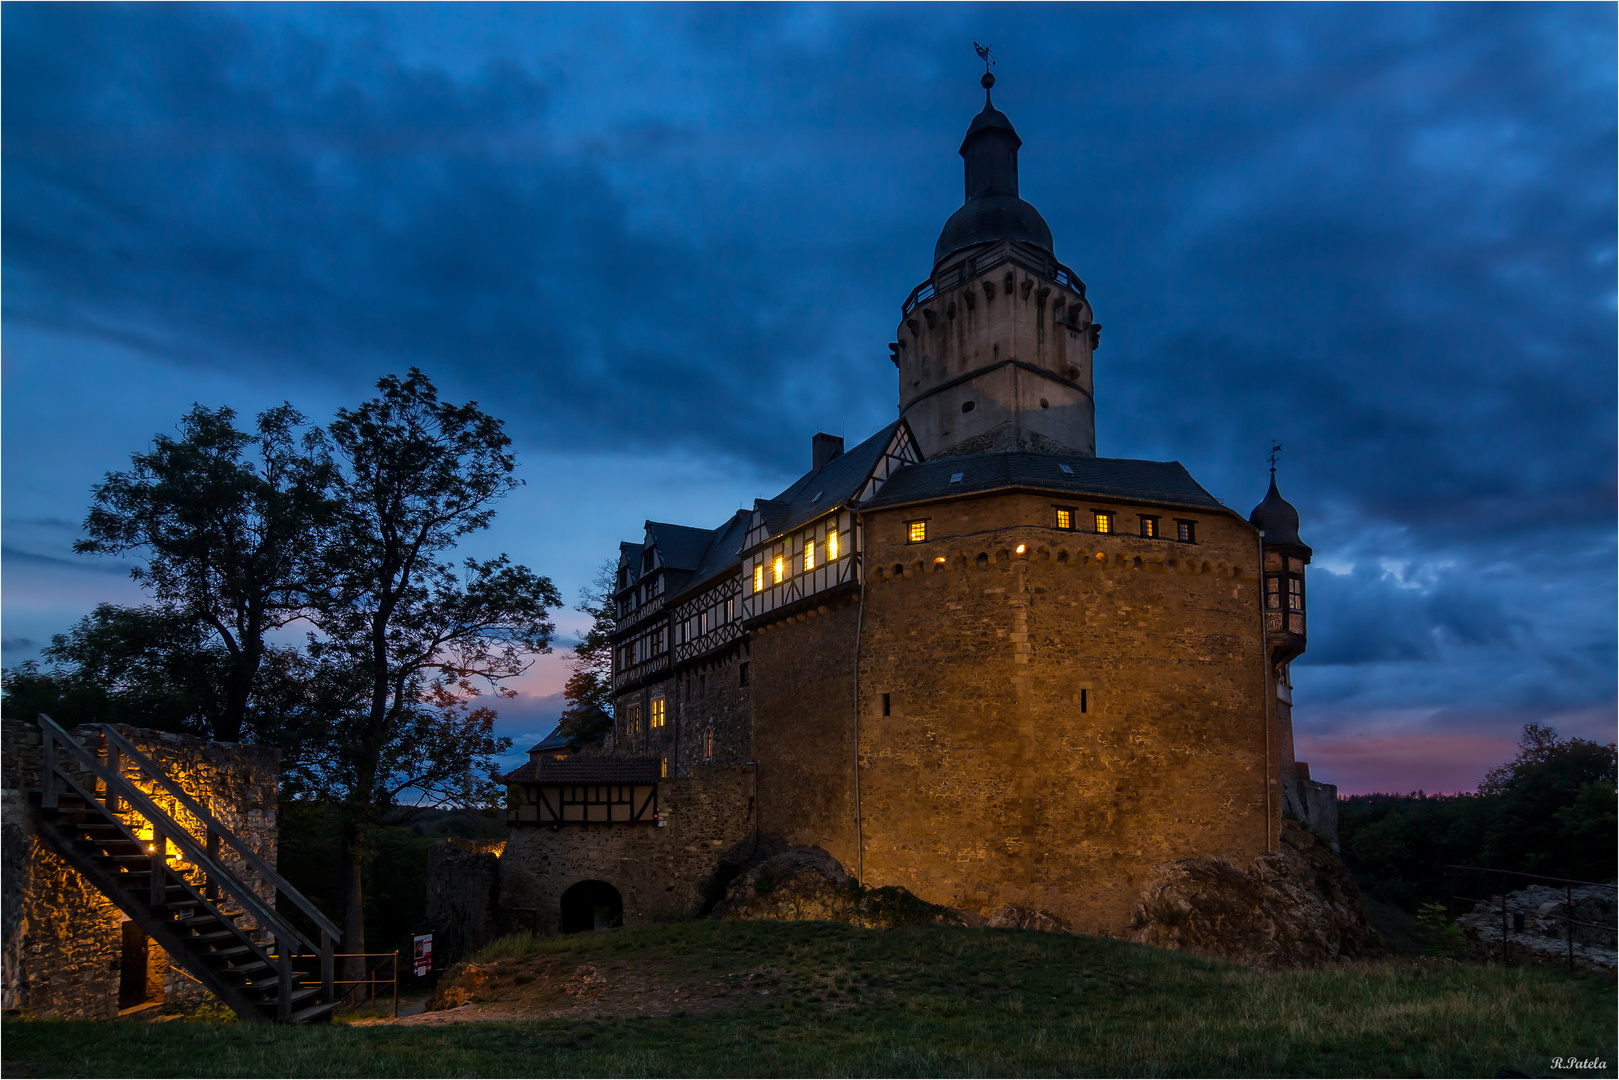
[1250,466,1312,665]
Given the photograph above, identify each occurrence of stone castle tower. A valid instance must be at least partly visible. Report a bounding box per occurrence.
[896,72,1098,460]
[497,70,1336,937]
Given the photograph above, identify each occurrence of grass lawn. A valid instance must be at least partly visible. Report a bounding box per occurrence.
[4,921,1614,1078]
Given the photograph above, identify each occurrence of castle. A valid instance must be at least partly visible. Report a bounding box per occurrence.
[497,72,1338,937]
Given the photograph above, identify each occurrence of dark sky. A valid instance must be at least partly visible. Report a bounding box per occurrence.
[4,3,1614,792]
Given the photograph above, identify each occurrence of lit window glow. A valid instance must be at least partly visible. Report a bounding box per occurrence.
[908,521,927,543]
[753,564,764,592]
[773,555,785,583]
[827,529,839,560]
[1094,512,1112,534]
[804,539,815,572]
[651,699,665,728]
[661,756,669,778]
[1055,508,1073,530]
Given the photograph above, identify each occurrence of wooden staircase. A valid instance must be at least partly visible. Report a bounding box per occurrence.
[30,715,344,1024]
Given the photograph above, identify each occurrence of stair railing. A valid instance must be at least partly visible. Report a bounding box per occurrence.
[37,715,340,1011]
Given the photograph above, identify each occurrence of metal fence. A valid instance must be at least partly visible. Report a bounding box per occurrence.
[1446,865,1616,970]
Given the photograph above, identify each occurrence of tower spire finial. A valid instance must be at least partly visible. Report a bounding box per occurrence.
[1268,441,1282,478]
[974,42,995,90]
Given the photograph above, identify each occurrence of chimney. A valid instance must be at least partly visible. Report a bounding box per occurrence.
[812,432,844,472]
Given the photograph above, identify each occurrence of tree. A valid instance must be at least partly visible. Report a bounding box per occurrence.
[74,405,334,741]
[557,560,617,748]
[313,369,559,980]
[1478,723,1616,882]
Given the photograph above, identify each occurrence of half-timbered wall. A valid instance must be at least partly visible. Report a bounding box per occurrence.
[741,510,858,623]
[672,575,743,664]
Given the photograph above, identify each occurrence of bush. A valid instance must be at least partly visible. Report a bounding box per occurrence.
[1415,902,1468,959]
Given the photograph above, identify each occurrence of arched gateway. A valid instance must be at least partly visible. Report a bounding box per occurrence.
[560,880,623,933]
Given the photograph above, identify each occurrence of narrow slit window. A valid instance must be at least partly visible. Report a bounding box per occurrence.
[1080,689,1088,714]
[704,729,714,759]
[660,757,668,779]
[803,538,815,572]
[827,528,839,560]
[881,693,892,717]
[739,662,749,687]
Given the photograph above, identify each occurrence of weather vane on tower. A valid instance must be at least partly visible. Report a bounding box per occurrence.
[974,42,996,89]
[1269,441,1282,476]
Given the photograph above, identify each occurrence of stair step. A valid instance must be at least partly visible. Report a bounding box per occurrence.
[180,914,234,928]
[255,987,323,1011]
[289,1000,342,1025]
[242,973,313,991]
[218,961,272,978]
[189,930,240,944]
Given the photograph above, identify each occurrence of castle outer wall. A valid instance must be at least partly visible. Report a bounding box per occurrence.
[854,491,1277,933]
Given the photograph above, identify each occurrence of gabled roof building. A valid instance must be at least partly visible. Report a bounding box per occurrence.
[500,72,1337,936]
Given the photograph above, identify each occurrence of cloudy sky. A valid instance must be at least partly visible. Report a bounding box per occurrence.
[4,3,1613,792]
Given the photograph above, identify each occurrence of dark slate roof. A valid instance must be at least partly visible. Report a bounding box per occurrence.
[762,420,903,539]
[645,521,713,570]
[1249,475,1310,551]
[962,98,1019,144]
[529,723,570,754]
[936,195,1053,266]
[862,453,1231,514]
[501,755,661,786]
[687,510,751,584]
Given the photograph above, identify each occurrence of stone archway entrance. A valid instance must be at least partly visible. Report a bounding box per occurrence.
[560,880,623,933]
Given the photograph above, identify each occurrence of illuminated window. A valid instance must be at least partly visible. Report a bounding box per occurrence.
[827,529,839,560]
[1176,520,1196,543]
[661,757,669,779]
[804,539,815,572]
[1055,508,1073,530]
[1140,516,1159,538]
[753,564,765,592]
[651,699,665,728]
[1093,511,1113,534]
[773,555,785,584]
[907,521,927,543]
[704,729,714,759]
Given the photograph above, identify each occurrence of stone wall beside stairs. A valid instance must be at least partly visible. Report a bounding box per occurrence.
[1,718,279,1019]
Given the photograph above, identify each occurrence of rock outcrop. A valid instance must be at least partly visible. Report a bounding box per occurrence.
[714,847,973,928]
[1456,884,1616,972]
[1128,820,1385,969]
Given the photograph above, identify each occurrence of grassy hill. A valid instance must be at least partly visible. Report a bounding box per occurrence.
[5,921,1614,1077]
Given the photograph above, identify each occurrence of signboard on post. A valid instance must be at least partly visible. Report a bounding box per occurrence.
[413,934,433,978]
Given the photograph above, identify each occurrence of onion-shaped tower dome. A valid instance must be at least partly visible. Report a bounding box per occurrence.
[932,73,1054,267]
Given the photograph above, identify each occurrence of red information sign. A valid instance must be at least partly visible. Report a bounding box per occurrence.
[413,934,432,978]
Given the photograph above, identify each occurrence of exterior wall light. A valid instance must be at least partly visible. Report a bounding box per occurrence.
[1015,544,1027,554]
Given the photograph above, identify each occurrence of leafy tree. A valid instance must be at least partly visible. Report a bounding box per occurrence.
[1477,723,1616,882]
[73,405,334,741]
[557,560,617,748]
[312,369,558,980]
